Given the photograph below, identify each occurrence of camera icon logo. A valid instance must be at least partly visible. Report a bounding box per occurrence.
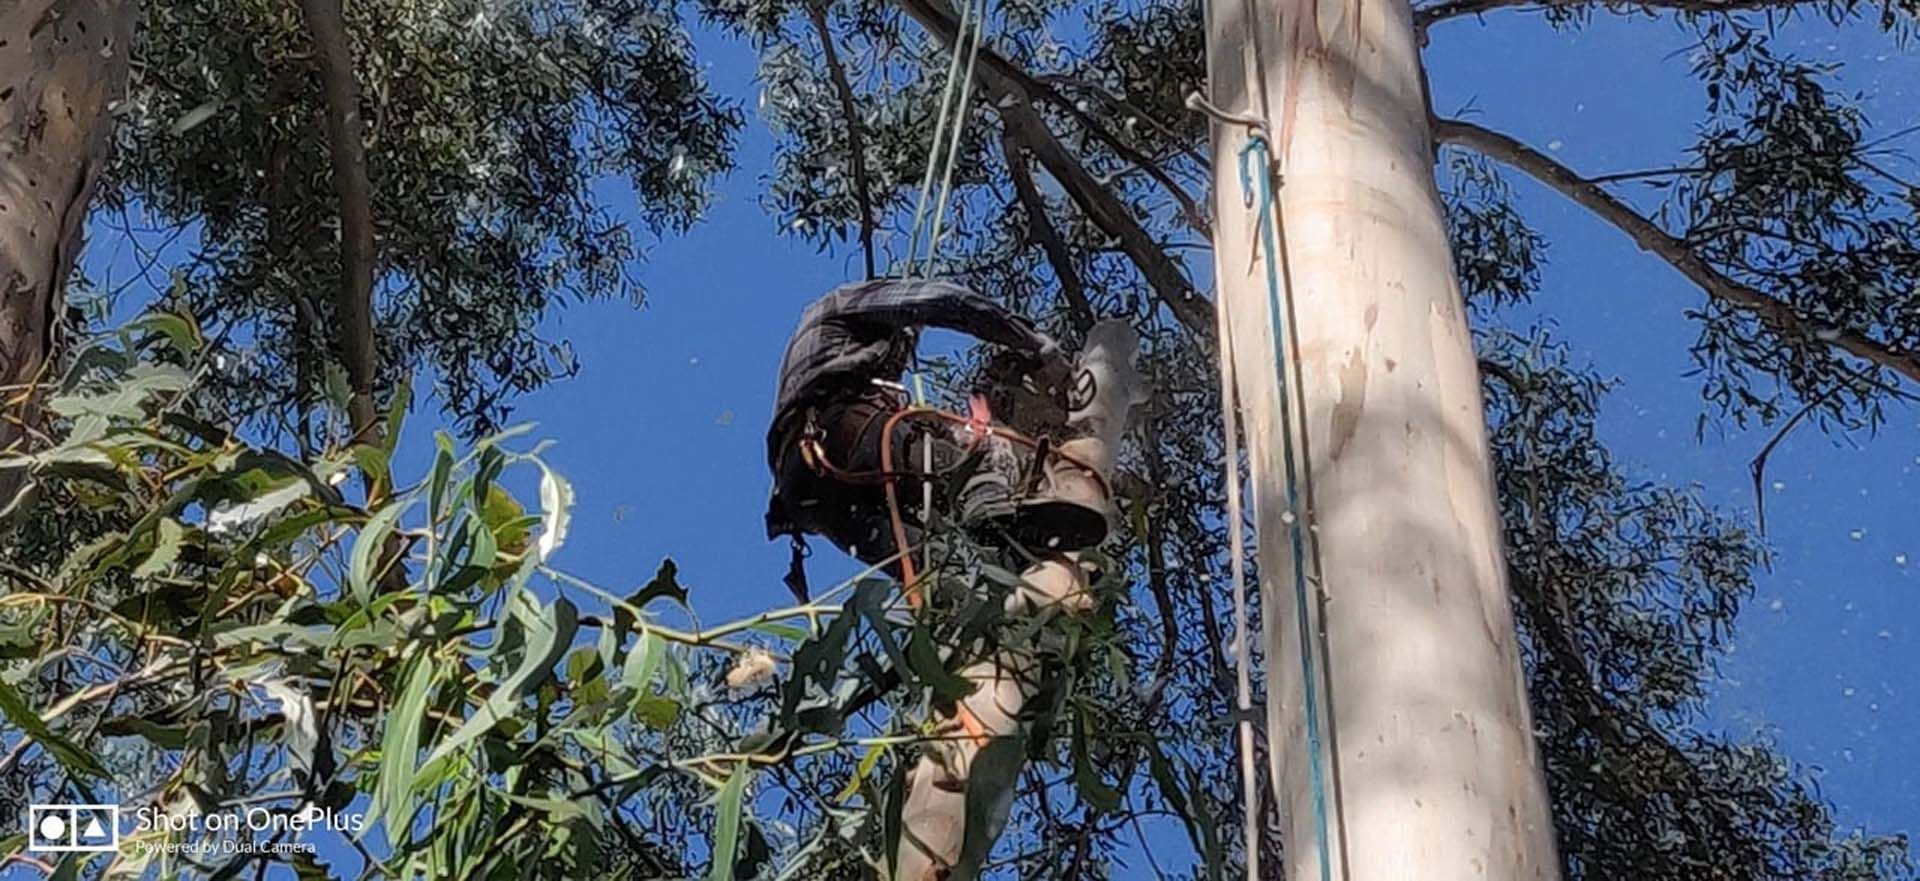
[27,804,120,852]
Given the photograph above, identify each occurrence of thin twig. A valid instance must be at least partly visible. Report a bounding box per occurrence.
[1747,364,1874,536]
[1000,130,1096,332]
[1435,117,1920,385]
[807,0,879,279]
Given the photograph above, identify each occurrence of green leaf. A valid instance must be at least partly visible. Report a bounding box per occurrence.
[501,792,590,822]
[621,632,678,724]
[350,502,409,605]
[422,595,578,767]
[747,621,809,642]
[252,505,357,550]
[0,624,38,660]
[629,558,689,610]
[100,715,190,749]
[907,622,975,705]
[631,694,682,729]
[565,645,602,683]
[45,364,191,425]
[377,655,436,848]
[479,485,529,553]
[323,363,352,412]
[169,99,222,135]
[469,423,536,454]
[882,758,908,878]
[1072,713,1122,814]
[131,519,186,579]
[954,737,1025,879]
[707,765,752,881]
[126,311,201,356]
[443,514,499,591]
[1149,748,1221,881]
[534,463,573,562]
[835,743,888,803]
[382,379,413,458]
[428,434,456,524]
[622,631,665,695]
[205,479,311,536]
[212,622,333,650]
[0,679,109,779]
[852,581,912,683]
[352,445,392,488]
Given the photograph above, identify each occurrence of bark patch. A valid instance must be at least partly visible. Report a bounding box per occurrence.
[1328,347,1368,460]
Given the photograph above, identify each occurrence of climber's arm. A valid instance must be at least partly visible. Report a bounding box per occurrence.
[823,278,1059,358]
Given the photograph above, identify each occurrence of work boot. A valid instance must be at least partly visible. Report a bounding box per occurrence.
[993,497,1109,551]
[959,469,1109,551]
[956,468,1016,529]
[957,432,1110,552]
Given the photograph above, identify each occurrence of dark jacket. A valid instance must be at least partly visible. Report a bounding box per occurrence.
[765,279,1056,463]
[764,279,1056,537]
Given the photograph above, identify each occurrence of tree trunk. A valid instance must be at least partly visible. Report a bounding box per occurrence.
[893,319,1142,881]
[296,0,380,443]
[1201,0,1561,878]
[0,0,134,508]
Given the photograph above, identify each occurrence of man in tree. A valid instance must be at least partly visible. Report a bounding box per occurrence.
[764,278,1104,598]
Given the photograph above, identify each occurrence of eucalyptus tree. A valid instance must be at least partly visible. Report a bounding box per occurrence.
[104,0,740,439]
[1,0,1916,875]
[701,0,1919,876]
[0,0,134,507]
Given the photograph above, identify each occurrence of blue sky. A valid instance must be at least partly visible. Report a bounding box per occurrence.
[1422,11,1920,836]
[495,8,1919,850]
[32,4,1916,877]
[386,6,1920,868]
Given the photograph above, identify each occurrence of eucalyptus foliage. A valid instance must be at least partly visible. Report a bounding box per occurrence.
[104,0,740,435]
[0,316,1158,879]
[693,0,1919,876]
[5,0,1917,875]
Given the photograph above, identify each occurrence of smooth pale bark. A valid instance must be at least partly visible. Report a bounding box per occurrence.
[1202,0,1560,877]
[0,0,134,508]
[893,320,1142,881]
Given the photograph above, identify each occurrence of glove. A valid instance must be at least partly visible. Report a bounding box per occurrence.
[979,347,1068,431]
[1026,350,1077,407]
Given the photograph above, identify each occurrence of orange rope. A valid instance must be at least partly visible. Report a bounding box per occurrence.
[806,402,1100,748]
[875,413,997,745]
[879,409,926,606]
[888,406,1100,747]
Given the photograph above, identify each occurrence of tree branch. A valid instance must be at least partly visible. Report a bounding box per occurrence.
[807,0,877,280]
[1416,0,1810,30]
[973,64,1209,238]
[1435,117,1920,385]
[1000,131,1095,332]
[1036,74,1212,170]
[1031,91,1212,237]
[297,0,381,441]
[892,0,1216,343]
[1509,562,1756,859]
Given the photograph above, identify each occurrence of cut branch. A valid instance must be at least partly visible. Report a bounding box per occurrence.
[1435,117,1920,386]
[1000,131,1095,332]
[807,0,877,279]
[298,0,381,441]
[892,0,1216,342]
